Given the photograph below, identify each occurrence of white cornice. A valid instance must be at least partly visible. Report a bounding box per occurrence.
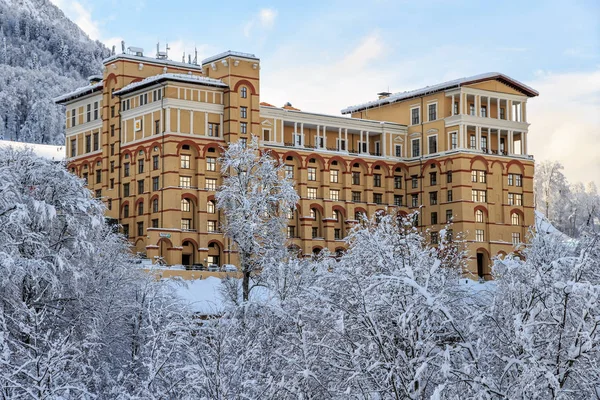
[121,103,162,121]
[162,98,224,114]
[66,120,102,137]
[444,114,530,131]
[445,87,528,102]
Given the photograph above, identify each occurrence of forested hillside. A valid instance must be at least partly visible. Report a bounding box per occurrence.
[0,0,109,144]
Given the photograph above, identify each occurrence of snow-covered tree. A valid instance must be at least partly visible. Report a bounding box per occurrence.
[215,136,299,301]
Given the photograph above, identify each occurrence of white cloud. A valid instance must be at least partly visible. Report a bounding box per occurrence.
[243,8,278,38]
[50,0,100,40]
[526,69,600,186]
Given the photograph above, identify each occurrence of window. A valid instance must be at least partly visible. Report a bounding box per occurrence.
[179,176,191,188]
[154,88,162,101]
[122,224,129,238]
[352,172,360,185]
[205,178,217,191]
[124,162,130,177]
[93,132,99,151]
[470,135,476,149]
[95,189,101,198]
[312,227,319,238]
[82,172,88,185]
[469,104,475,116]
[394,176,402,189]
[431,231,439,244]
[428,135,437,154]
[411,107,420,125]
[107,199,112,210]
[138,158,144,174]
[207,221,217,232]
[446,209,453,223]
[373,193,383,204]
[137,221,144,237]
[475,209,484,223]
[208,123,219,137]
[85,135,91,153]
[71,109,76,127]
[451,132,458,149]
[373,174,381,187]
[395,145,402,157]
[352,191,361,202]
[515,174,522,187]
[354,211,364,221]
[411,194,419,208]
[481,106,487,117]
[334,229,341,240]
[138,201,144,216]
[512,232,521,245]
[500,108,505,119]
[240,138,247,148]
[430,191,438,205]
[512,212,520,225]
[472,170,486,183]
[333,210,340,221]
[330,189,340,201]
[336,138,346,151]
[515,193,523,206]
[122,99,130,111]
[240,122,247,134]
[287,226,295,238]
[181,219,191,231]
[394,195,403,206]
[96,169,101,184]
[508,174,514,186]
[453,102,459,115]
[430,172,437,186]
[86,104,91,122]
[447,171,453,184]
[308,167,316,181]
[475,229,484,242]
[123,183,130,197]
[446,229,453,241]
[263,129,271,141]
[412,139,420,157]
[110,144,115,156]
[110,178,114,189]
[152,177,159,191]
[241,86,247,98]
[155,120,160,134]
[153,155,159,170]
[206,157,216,172]
[330,170,339,183]
[431,212,438,225]
[70,139,76,157]
[152,198,159,213]
[207,201,215,214]
[307,188,317,199]
[123,204,129,218]
[428,103,437,121]
[152,219,158,228]
[140,93,148,106]
[310,209,316,219]
[240,106,247,119]
[446,190,453,202]
[137,179,144,194]
[481,136,488,151]
[411,175,418,189]
[472,189,487,203]
[181,155,190,169]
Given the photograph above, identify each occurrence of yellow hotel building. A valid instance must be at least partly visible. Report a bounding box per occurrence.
[55,49,538,278]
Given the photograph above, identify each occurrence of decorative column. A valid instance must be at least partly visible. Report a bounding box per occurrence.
[459,125,464,148]
[366,132,370,154]
[323,126,327,149]
[452,94,455,115]
[219,113,223,135]
[359,130,363,153]
[497,129,501,155]
[476,95,480,117]
[281,119,285,144]
[497,99,501,119]
[476,126,481,150]
[177,109,180,132]
[344,128,348,152]
[190,110,194,134]
[301,122,304,147]
[338,128,342,151]
[508,130,513,154]
[523,131,527,155]
[316,125,320,148]
[508,100,512,121]
[487,97,490,117]
[382,131,387,157]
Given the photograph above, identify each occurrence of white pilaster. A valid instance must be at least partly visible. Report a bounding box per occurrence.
[476,126,481,150]
[366,132,370,154]
[338,127,342,150]
[344,128,348,152]
[523,132,527,155]
[165,107,171,133]
[497,99,501,119]
[487,97,490,117]
[281,119,285,144]
[382,131,387,157]
[497,129,501,155]
[190,110,194,134]
[452,94,455,115]
[177,109,180,132]
[508,130,513,154]
[323,126,327,148]
[508,100,512,121]
[316,125,320,148]
[204,112,208,136]
[219,114,223,136]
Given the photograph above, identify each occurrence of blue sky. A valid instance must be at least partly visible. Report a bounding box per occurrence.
[52,0,600,185]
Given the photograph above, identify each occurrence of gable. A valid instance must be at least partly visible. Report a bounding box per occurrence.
[465,80,527,96]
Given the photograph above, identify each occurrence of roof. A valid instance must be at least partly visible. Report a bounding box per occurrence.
[341,72,539,114]
[201,50,259,65]
[102,53,204,72]
[113,73,228,96]
[53,81,103,105]
[0,140,65,162]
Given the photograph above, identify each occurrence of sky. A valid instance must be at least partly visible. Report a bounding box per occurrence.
[50,0,600,187]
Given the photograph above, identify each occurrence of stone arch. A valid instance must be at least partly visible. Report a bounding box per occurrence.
[470,156,489,172]
[176,140,201,155]
[133,145,147,160]
[474,205,489,216]
[420,159,442,174]
[476,247,491,278]
[201,142,223,157]
[207,240,223,266]
[370,160,390,176]
[309,203,325,215]
[134,238,146,254]
[332,205,347,219]
[121,149,133,161]
[350,158,369,174]
[506,159,526,175]
[304,153,326,169]
[233,79,257,96]
[327,156,348,172]
[105,73,118,85]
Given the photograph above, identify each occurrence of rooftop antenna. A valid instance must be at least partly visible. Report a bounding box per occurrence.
[165,41,170,59]
[156,41,159,57]
[111,45,115,55]
[121,40,125,54]
[193,46,198,65]
[188,54,191,64]
[182,51,185,63]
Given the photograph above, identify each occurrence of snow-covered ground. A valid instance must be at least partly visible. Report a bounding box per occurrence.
[0,140,65,161]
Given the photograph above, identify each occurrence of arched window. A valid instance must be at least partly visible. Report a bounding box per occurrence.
[333,210,339,221]
[152,198,159,213]
[511,212,520,225]
[138,201,144,216]
[123,204,129,218]
[475,209,484,223]
[207,200,215,214]
[181,198,190,212]
[241,86,247,98]
[310,208,316,219]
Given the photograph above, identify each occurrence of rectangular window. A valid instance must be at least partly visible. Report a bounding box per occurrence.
[138,201,144,216]
[481,106,487,118]
[207,201,215,214]
[107,199,112,210]
[395,145,402,157]
[471,170,477,183]
[307,188,317,199]
[179,176,191,188]
[93,132,99,151]
[334,229,341,240]
[93,101,99,120]
[515,174,522,187]
[307,167,316,181]
[475,229,484,242]
[500,108,505,119]
[447,171,452,183]
[394,195,403,206]
[352,171,360,185]
[205,178,217,191]
[451,132,458,149]
[512,232,521,245]
[110,178,114,189]
[394,176,402,189]
[137,179,144,194]
[312,227,318,239]
[181,155,191,169]
[95,189,101,198]
[470,135,476,149]
[472,189,486,202]
[515,193,523,206]
[428,136,437,154]
[82,173,88,185]
[137,222,144,237]
[373,193,383,204]
[71,109,76,127]
[337,138,346,151]
[152,198,159,213]
[124,163,130,177]
[508,174,514,186]
[428,103,437,121]
[153,155,159,170]
[478,170,486,183]
[263,129,270,141]
[411,175,418,189]
[138,158,144,174]
[206,157,216,172]
[287,226,295,238]
[446,209,453,223]
[284,165,294,179]
[181,219,191,231]
[330,170,339,183]
[431,212,438,225]
[430,191,437,205]
[240,122,247,134]
[508,193,514,205]
[110,144,115,156]
[70,139,76,157]
[352,191,361,202]
[453,102,459,115]
[110,106,115,118]
[330,189,340,201]
[411,194,419,208]
[240,106,247,119]
[122,224,129,238]
[208,123,219,137]
[447,189,453,202]
[512,213,520,225]
[373,174,381,187]
[123,204,129,218]
[123,183,130,197]
[207,221,217,232]
[431,231,439,244]
[86,104,91,122]
[430,172,437,186]
[411,107,420,125]
[152,219,159,228]
[152,177,159,191]
[155,120,160,134]
[481,136,488,152]
[469,104,475,116]
[85,135,91,153]
[96,169,101,184]
[412,139,420,157]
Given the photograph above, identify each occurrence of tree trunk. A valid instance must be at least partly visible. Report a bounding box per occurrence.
[243,270,250,302]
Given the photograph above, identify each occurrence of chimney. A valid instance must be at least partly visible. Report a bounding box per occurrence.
[377,91,391,99]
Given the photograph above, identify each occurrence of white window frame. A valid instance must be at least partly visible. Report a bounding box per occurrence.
[427,134,438,154]
[307,167,317,181]
[395,144,402,158]
[336,138,346,151]
[411,138,421,157]
[374,141,381,155]
[262,128,271,142]
[410,105,421,126]
[330,189,340,201]
[293,132,303,147]
[427,101,438,122]
[449,130,458,150]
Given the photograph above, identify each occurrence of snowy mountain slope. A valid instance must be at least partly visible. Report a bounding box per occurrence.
[0,0,109,144]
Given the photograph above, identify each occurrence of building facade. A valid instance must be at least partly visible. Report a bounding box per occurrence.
[55,49,538,278]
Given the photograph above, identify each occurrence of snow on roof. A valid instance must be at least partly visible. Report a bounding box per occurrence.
[201,50,259,65]
[102,53,205,72]
[0,140,65,162]
[341,72,539,114]
[53,81,103,104]
[113,73,228,96]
